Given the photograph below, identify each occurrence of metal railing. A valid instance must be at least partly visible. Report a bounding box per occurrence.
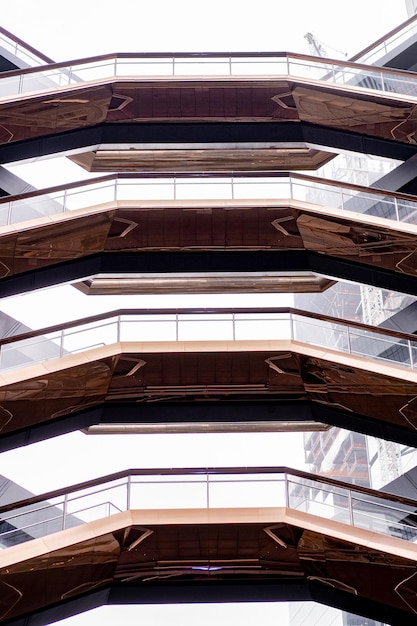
[0,307,416,374]
[0,26,53,68]
[1,51,417,102]
[0,172,416,228]
[1,467,416,549]
[350,14,417,66]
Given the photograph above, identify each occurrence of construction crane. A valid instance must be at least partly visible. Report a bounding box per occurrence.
[304,32,328,57]
[304,31,347,59]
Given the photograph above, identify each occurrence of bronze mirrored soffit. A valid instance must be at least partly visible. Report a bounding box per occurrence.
[0,308,417,450]
[2,52,417,165]
[1,172,417,297]
[1,467,417,625]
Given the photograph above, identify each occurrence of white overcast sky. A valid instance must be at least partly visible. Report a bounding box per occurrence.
[0,2,410,624]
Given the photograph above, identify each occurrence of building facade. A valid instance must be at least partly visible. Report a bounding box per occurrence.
[2,8,417,626]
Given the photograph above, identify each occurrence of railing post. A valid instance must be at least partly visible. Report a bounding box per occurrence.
[6,201,12,226]
[60,330,64,357]
[62,493,68,530]
[18,73,23,95]
[346,326,352,354]
[175,313,179,341]
[394,197,400,222]
[62,189,68,213]
[229,56,232,76]
[126,475,131,511]
[348,490,354,526]
[116,315,121,343]
[380,71,385,92]
[206,473,210,508]
[409,340,414,369]
[232,313,236,341]
[289,313,294,341]
[284,473,290,508]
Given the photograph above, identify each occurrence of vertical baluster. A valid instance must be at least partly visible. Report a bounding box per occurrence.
[284,474,290,508]
[206,473,210,508]
[126,475,131,511]
[62,493,68,530]
[409,340,414,369]
[348,490,354,526]
[394,196,400,222]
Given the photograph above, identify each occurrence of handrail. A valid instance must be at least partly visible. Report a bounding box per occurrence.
[1,171,416,206]
[0,50,416,79]
[349,14,417,63]
[0,307,415,348]
[1,172,416,230]
[3,307,417,376]
[1,465,416,516]
[0,50,417,109]
[0,26,54,65]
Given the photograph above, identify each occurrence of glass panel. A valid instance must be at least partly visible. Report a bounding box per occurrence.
[130,475,207,509]
[234,316,291,341]
[208,473,284,508]
[175,181,233,199]
[64,183,115,211]
[120,317,177,342]
[0,202,11,226]
[351,494,417,540]
[287,476,352,525]
[10,192,65,223]
[349,329,411,367]
[0,75,22,98]
[117,59,174,77]
[231,57,287,75]
[69,60,116,82]
[397,199,417,224]
[233,180,289,199]
[0,331,62,370]
[116,179,175,200]
[177,319,234,341]
[174,58,231,76]
[65,481,127,522]
[62,319,118,354]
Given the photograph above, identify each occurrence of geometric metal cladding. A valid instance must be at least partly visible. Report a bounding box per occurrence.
[1,199,417,292]
[1,492,417,624]
[4,29,417,626]
[1,329,417,446]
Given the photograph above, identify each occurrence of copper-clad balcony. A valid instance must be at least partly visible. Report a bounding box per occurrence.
[1,467,417,624]
[2,52,417,165]
[1,308,417,450]
[1,173,417,297]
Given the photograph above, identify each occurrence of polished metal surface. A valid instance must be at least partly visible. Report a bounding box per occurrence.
[69,145,334,173]
[83,420,330,434]
[1,467,417,623]
[1,51,417,169]
[74,273,334,296]
[0,308,416,441]
[1,170,417,288]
